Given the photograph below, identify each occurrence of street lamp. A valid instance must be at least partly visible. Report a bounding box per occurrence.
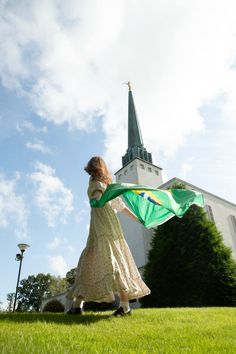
[13,243,30,312]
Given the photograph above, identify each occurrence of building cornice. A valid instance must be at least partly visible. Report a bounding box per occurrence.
[159,177,236,208]
[115,156,163,175]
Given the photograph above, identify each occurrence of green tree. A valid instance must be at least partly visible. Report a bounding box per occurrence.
[6,293,15,312]
[17,273,52,311]
[48,276,68,296]
[16,273,71,311]
[65,267,77,286]
[142,203,236,307]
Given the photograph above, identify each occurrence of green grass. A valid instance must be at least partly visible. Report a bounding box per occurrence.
[0,308,236,353]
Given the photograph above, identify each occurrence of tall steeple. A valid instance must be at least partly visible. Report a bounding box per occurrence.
[122,82,153,167]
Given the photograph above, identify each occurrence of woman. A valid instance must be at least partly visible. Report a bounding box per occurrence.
[67,156,150,317]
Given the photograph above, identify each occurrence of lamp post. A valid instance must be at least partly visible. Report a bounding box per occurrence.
[13,243,30,312]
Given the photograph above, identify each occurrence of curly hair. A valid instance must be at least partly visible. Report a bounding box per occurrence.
[84,156,112,185]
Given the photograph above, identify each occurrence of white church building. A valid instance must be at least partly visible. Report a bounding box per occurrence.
[41,84,236,311]
[115,83,236,275]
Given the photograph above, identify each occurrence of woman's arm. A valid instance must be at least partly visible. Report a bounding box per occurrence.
[92,190,103,200]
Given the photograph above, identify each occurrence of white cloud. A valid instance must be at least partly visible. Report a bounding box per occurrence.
[66,245,75,254]
[0,300,9,311]
[180,162,193,181]
[74,207,89,224]
[46,236,62,250]
[30,161,74,227]
[16,120,48,134]
[26,140,52,154]
[48,255,68,277]
[0,0,236,174]
[0,173,28,239]
[46,236,76,254]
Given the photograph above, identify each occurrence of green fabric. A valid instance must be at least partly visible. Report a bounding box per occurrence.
[90,183,204,229]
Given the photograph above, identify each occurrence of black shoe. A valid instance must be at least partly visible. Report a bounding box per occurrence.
[67,307,83,315]
[111,307,132,317]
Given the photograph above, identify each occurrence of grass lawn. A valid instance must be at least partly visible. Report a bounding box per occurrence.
[0,307,236,353]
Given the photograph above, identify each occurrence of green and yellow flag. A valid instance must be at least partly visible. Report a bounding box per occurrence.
[90,183,204,229]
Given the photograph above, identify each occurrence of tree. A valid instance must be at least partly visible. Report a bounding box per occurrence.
[141,203,236,307]
[65,267,77,286]
[15,272,72,312]
[6,293,15,312]
[16,273,70,311]
[48,276,68,296]
[16,273,52,311]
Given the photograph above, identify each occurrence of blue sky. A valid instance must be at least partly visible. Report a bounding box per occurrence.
[1,0,236,308]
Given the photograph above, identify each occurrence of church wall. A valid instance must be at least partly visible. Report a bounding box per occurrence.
[136,159,163,187]
[115,158,163,188]
[198,192,236,258]
[117,213,155,269]
[116,161,139,184]
[118,213,146,268]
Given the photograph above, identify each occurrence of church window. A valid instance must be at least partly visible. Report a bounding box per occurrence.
[140,164,145,169]
[118,174,122,180]
[130,164,134,170]
[205,205,215,223]
[229,215,236,235]
[155,170,159,175]
[148,167,152,172]
[124,169,128,175]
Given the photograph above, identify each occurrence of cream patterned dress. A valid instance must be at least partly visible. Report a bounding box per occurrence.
[68,179,151,303]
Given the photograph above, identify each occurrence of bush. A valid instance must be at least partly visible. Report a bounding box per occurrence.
[43,300,65,312]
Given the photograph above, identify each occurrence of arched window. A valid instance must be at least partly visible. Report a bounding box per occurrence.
[229,215,236,235]
[205,204,215,223]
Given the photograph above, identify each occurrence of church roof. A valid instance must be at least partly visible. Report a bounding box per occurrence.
[159,177,236,208]
[122,82,153,167]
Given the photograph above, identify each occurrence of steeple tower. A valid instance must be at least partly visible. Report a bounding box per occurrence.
[115,82,163,273]
[122,82,153,166]
[115,82,163,188]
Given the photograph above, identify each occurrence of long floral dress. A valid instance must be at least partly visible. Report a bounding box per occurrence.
[68,179,151,303]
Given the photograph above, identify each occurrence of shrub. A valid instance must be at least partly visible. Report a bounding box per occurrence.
[43,300,65,312]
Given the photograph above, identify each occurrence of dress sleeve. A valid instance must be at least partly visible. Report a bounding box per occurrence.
[88,180,105,198]
[109,197,126,212]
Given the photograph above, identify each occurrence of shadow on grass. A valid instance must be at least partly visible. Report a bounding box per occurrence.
[0,312,112,325]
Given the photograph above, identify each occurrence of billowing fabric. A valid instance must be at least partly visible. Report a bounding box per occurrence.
[90,183,205,228]
[67,179,151,303]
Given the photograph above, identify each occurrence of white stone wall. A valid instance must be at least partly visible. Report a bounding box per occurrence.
[118,213,155,268]
[115,158,163,187]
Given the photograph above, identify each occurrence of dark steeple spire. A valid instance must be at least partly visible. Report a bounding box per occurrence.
[122,82,153,167]
[127,82,143,147]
